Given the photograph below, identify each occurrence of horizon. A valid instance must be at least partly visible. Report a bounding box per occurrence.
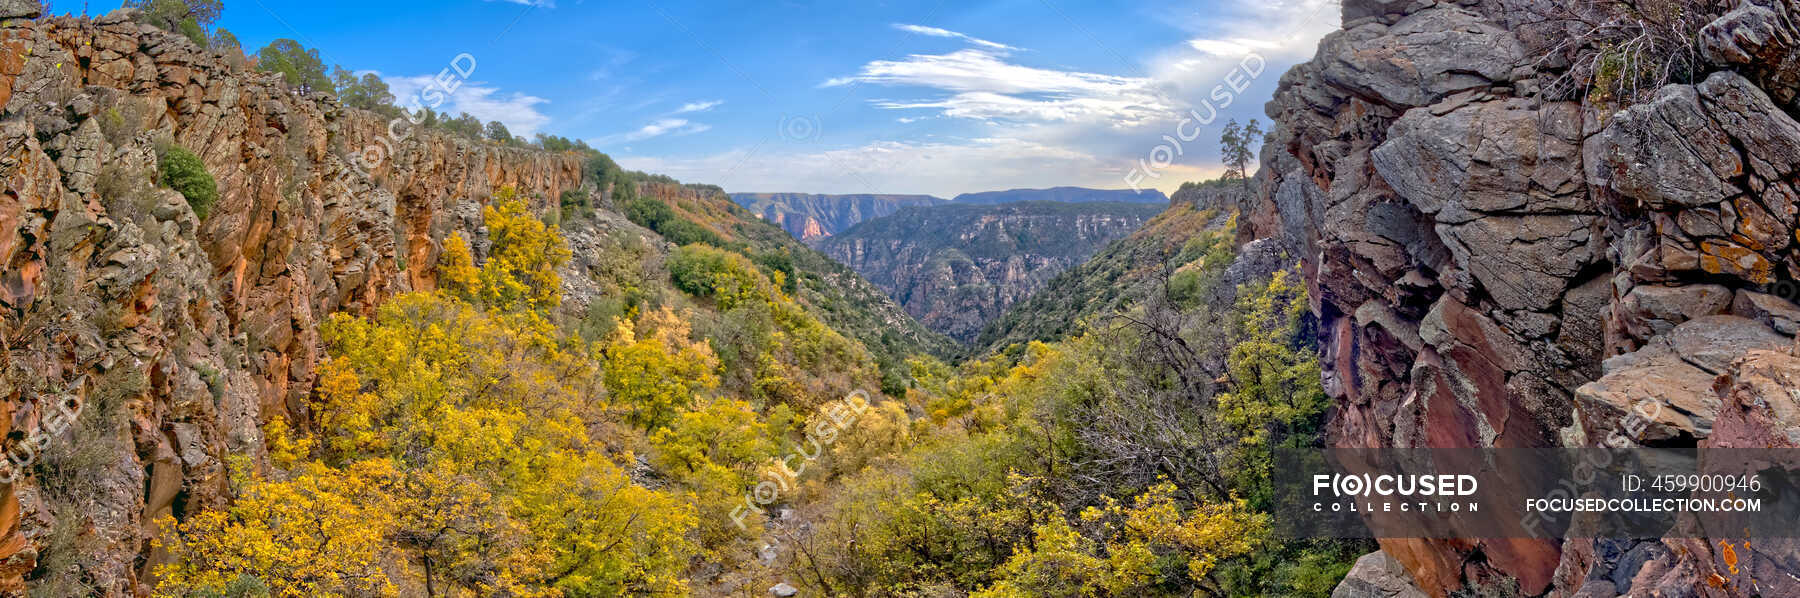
[45,0,1336,198]
[728,185,1173,201]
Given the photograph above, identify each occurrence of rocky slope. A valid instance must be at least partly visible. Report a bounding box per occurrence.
[0,9,587,594]
[975,181,1253,352]
[818,201,1163,343]
[655,184,959,362]
[1245,0,1800,596]
[0,8,946,595]
[730,192,944,241]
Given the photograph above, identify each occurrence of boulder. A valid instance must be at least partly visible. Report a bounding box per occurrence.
[1333,551,1430,598]
[0,0,39,20]
[1575,316,1788,444]
[1732,290,1800,336]
[1617,284,1735,342]
[1317,6,1524,108]
[1700,2,1800,108]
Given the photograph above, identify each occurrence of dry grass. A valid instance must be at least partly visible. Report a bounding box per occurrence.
[1523,0,1731,106]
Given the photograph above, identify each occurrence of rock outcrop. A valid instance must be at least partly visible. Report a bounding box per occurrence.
[1248,0,1800,596]
[0,14,581,595]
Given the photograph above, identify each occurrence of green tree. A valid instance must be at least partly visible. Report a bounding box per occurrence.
[257,39,333,95]
[208,27,241,55]
[484,120,513,143]
[332,66,398,116]
[1219,118,1264,194]
[444,113,484,138]
[128,0,221,44]
[156,143,218,220]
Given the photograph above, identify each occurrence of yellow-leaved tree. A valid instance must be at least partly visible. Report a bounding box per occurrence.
[603,306,720,432]
[155,189,697,597]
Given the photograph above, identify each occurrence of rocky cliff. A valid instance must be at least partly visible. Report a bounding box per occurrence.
[818,201,1163,343]
[1249,0,1800,596]
[730,192,945,242]
[0,9,584,594]
[951,186,1168,205]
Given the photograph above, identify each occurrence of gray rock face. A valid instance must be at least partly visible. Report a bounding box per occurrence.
[1699,2,1800,108]
[1250,0,1800,596]
[0,0,40,20]
[1318,7,1524,108]
[1332,551,1430,598]
[1576,316,1790,443]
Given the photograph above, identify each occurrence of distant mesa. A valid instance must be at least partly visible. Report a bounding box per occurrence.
[732,187,1168,242]
[731,193,946,241]
[950,186,1168,206]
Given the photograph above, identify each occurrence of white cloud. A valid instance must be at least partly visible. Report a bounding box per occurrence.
[823,49,1178,128]
[386,75,552,137]
[672,100,723,114]
[628,0,1339,197]
[620,137,1196,198]
[485,0,555,7]
[1186,37,1280,57]
[595,118,711,145]
[892,23,1018,52]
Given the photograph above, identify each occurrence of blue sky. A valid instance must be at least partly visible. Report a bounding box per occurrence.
[48,0,1339,197]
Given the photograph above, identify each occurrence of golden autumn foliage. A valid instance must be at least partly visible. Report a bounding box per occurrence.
[604,306,721,432]
[155,459,400,598]
[439,188,573,312]
[151,183,1315,597]
[157,189,698,597]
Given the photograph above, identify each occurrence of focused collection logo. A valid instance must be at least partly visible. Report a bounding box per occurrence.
[1310,473,1481,513]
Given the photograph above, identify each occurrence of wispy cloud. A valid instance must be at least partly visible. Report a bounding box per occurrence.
[672,100,723,114]
[485,0,555,7]
[892,23,1018,52]
[628,0,1339,196]
[622,137,1140,197]
[385,75,552,136]
[823,48,1177,128]
[595,118,711,145]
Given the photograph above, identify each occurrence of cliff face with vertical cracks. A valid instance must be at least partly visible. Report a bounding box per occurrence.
[1248,0,1800,596]
[0,9,580,595]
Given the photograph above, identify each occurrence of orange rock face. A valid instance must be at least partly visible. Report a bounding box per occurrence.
[0,14,581,595]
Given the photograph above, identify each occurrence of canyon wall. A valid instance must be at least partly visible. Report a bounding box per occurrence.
[0,8,580,594]
[1251,0,1800,596]
[730,192,945,242]
[818,201,1162,342]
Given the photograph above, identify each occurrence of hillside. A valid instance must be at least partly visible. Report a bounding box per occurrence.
[816,201,1164,343]
[729,192,945,241]
[951,186,1167,205]
[14,0,1800,597]
[611,182,959,365]
[0,10,949,594]
[975,181,1260,352]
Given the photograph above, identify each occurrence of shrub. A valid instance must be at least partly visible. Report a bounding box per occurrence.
[157,144,219,220]
[622,195,732,248]
[667,244,770,310]
[559,188,592,221]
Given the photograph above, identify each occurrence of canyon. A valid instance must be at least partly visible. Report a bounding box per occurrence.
[817,200,1163,343]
